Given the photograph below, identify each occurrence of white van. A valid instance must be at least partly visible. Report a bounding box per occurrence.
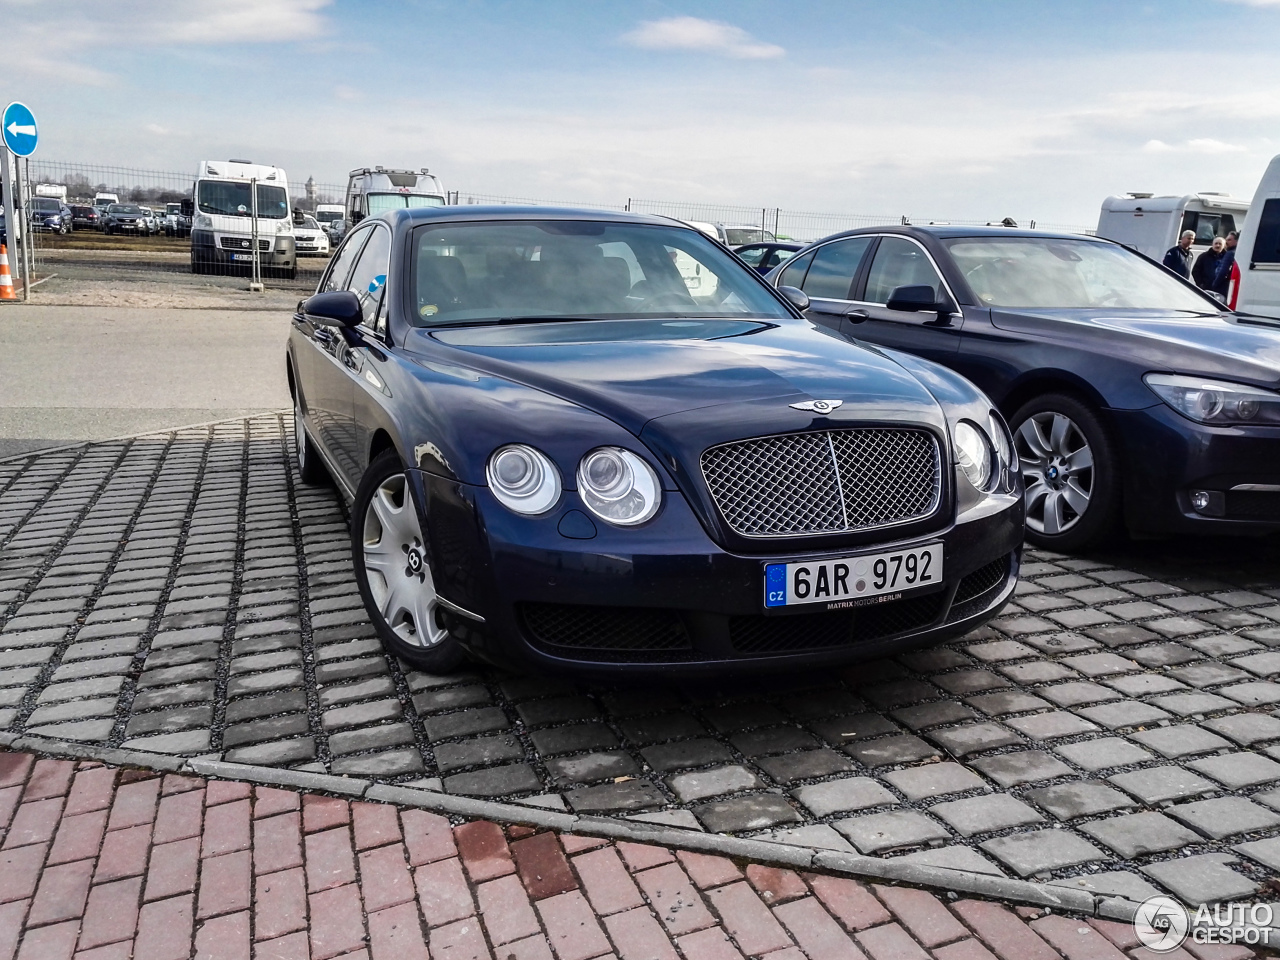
[188,160,296,278]
[346,167,445,225]
[1096,192,1248,261]
[1230,155,1280,318]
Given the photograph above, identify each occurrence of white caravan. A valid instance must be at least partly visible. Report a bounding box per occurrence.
[345,167,445,225]
[1096,192,1248,261]
[188,160,296,277]
[1231,154,1280,318]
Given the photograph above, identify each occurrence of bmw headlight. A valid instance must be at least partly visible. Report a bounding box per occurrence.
[953,421,994,491]
[577,447,662,525]
[1144,373,1280,426]
[487,444,561,515]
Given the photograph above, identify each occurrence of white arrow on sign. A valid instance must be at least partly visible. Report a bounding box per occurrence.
[6,122,35,137]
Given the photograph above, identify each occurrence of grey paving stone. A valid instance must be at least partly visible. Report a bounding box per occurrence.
[890,701,975,731]
[224,691,308,724]
[861,680,939,711]
[528,724,620,757]
[1073,700,1172,730]
[927,723,1022,758]
[1040,682,1120,708]
[1170,662,1251,688]
[564,780,665,814]
[27,718,116,742]
[123,730,211,754]
[141,662,224,688]
[124,706,214,738]
[754,749,854,785]
[332,749,425,777]
[979,830,1105,878]
[1053,737,1153,771]
[1107,765,1217,804]
[229,650,302,675]
[515,696,598,727]
[1203,713,1280,746]
[1025,781,1135,820]
[322,700,402,731]
[669,765,761,803]
[1127,724,1229,761]
[1141,854,1259,906]
[885,762,988,799]
[1148,692,1237,717]
[131,681,216,711]
[929,794,1043,837]
[619,713,707,745]
[423,707,509,742]
[226,669,305,697]
[844,735,941,768]
[328,723,417,756]
[896,845,1004,876]
[443,763,542,797]
[758,824,853,853]
[312,657,384,685]
[694,793,802,833]
[964,692,1052,717]
[411,684,492,715]
[434,735,525,774]
[931,670,1008,696]
[1188,752,1280,789]
[224,716,313,750]
[1146,617,1213,638]
[1003,711,1099,742]
[317,676,397,708]
[997,661,1076,685]
[1167,797,1280,840]
[1188,634,1262,658]
[641,739,734,773]
[36,676,125,703]
[1232,837,1280,872]
[965,639,1038,662]
[971,750,1073,787]
[1231,651,1280,677]
[27,697,119,727]
[730,726,819,757]
[791,777,898,818]
[703,703,788,733]
[1104,673,1187,697]
[1127,643,1199,668]
[1049,870,1163,903]
[1220,681,1280,706]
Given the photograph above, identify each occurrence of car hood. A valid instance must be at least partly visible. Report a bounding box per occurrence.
[413,317,948,437]
[990,308,1280,389]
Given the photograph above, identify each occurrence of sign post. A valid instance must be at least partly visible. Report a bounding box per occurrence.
[249,177,263,292]
[2,102,39,302]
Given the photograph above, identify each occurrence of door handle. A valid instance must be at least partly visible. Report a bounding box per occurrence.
[844,309,869,323]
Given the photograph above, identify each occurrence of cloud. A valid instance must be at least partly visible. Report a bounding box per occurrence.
[622,16,784,60]
[1218,0,1280,6]
[333,85,362,102]
[1143,137,1246,154]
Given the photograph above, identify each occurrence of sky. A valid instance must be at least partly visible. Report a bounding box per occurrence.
[6,0,1280,228]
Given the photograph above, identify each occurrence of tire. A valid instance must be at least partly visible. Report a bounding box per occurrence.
[1010,393,1120,552]
[352,451,465,672]
[292,395,329,486]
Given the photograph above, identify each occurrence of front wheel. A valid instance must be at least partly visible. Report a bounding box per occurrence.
[1011,393,1120,552]
[352,451,465,672]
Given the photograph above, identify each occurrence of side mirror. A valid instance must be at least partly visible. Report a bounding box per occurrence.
[180,199,193,217]
[777,285,810,312]
[887,284,954,316]
[302,290,362,327]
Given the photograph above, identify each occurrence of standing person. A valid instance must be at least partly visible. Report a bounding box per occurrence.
[1212,230,1239,299]
[1192,236,1225,290]
[1163,230,1195,278]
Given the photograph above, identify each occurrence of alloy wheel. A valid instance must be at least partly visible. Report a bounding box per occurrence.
[361,473,448,648]
[1015,411,1094,536]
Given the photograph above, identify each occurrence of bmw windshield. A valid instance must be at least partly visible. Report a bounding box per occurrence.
[411,220,792,326]
[944,237,1218,312]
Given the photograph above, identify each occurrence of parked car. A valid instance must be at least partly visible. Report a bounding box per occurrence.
[138,207,161,235]
[163,202,191,237]
[29,198,72,234]
[766,225,1280,550]
[101,203,148,234]
[681,220,777,246]
[69,204,100,230]
[734,241,803,275]
[292,214,330,256]
[287,207,1023,674]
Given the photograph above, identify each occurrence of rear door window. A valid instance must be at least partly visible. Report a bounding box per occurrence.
[863,237,944,304]
[777,250,814,289]
[346,226,392,328]
[802,237,872,301]
[1251,199,1280,265]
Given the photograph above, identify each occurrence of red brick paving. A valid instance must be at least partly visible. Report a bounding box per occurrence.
[0,750,1260,960]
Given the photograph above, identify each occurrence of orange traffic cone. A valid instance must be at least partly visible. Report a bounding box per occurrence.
[0,244,14,300]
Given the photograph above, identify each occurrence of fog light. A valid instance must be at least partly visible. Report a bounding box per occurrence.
[1189,489,1225,516]
[1191,490,1211,511]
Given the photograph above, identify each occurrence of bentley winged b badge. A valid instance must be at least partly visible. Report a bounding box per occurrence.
[789,399,844,414]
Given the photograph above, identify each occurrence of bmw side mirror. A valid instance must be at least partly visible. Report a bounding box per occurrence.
[887,284,955,319]
[302,290,362,327]
[778,285,810,312]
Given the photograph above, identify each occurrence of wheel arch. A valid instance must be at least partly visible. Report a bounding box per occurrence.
[369,428,397,466]
[998,371,1110,423]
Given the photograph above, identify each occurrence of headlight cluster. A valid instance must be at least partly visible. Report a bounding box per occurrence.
[487,444,662,525]
[195,215,213,230]
[1144,373,1280,426]
[952,414,1015,492]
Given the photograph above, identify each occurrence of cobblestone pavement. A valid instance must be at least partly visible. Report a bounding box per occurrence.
[3,416,1280,907]
[0,750,1261,960]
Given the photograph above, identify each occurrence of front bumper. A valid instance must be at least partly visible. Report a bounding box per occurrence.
[412,470,1025,676]
[1112,403,1280,535]
[191,229,296,268]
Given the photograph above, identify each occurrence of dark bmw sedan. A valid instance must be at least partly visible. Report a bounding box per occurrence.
[287,208,1024,675]
[767,226,1280,551]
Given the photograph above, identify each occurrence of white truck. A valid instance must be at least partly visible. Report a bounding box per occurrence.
[1096,192,1249,261]
[345,167,445,226]
[1230,154,1280,318]
[186,160,296,278]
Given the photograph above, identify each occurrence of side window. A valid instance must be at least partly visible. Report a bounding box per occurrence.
[864,237,944,304]
[322,228,370,293]
[346,226,392,327]
[1254,199,1280,265]
[763,248,797,271]
[803,237,873,300]
[1181,211,1238,244]
[736,246,767,268]
[777,250,814,289]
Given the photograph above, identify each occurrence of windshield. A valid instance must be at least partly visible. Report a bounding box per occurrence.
[725,227,776,245]
[945,237,1217,311]
[33,199,59,212]
[411,220,790,326]
[109,204,143,215]
[301,216,319,229]
[366,193,446,216]
[315,210,342,222]
[197,180,289,219]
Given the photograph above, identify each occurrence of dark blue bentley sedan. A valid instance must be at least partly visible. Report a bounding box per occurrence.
[287,208,1023,674]
[767,226,1280,552]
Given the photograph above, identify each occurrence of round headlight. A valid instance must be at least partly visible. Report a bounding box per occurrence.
[577,447,662,525]
[487,444,561,515]
[954,421,993,491]
[988,411,1015,472]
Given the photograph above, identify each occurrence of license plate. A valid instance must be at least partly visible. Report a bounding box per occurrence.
[764,543,943,609]
[231,254,253,261]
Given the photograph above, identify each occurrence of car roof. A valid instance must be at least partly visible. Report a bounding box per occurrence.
[390,205,686,228]
[822,224,1101,243]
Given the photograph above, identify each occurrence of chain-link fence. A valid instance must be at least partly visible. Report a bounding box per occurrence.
[3,159,1094,293]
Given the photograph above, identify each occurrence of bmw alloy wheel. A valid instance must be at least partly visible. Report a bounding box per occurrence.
[1015,411,1093,536]
[361,473,449,649]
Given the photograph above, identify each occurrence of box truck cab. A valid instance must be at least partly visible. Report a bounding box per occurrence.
[1232,154,1280,318]
[1096,192,1248,261]
[188,160,296,278]
[346,167,444,225]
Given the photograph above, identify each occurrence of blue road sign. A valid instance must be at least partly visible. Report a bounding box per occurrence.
[2,102,38,157]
